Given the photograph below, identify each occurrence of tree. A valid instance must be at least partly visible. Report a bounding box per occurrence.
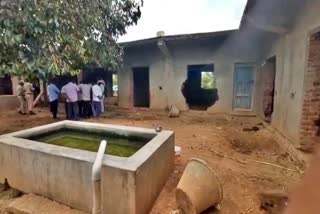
[201,71,216,89]
[0,0,142,78]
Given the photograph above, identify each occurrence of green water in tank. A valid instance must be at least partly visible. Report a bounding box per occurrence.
[29,129,148,157]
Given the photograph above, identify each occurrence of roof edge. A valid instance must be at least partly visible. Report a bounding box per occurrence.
[118,29,236,47]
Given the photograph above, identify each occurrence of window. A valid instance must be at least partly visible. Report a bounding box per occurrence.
[201,72,216,89]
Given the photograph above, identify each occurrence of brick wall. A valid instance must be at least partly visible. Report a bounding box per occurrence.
[300,32,320,152]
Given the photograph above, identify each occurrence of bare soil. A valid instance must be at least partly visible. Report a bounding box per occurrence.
[0,107,304,214]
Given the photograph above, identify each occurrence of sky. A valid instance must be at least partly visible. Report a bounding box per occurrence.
[118,0,248,42]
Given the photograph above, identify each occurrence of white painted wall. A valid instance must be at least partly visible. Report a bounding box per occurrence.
[257,0,320,144]
[119,29,264,113]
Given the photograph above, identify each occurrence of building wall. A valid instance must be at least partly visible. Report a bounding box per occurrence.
[119,45,167,109]
[300,32,320,151]
[256,0,320,145]
[119,29,265,113]
[0,76,19,111]
[0,95,19,111]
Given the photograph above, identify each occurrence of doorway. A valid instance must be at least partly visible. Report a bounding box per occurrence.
[182,64,218,111]
[262,57,276,122]
[233,63,255,110]
[0,75,13,95]
[133,67,150,108]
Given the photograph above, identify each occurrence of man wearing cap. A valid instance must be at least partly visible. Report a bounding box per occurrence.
[23,79,36,115]
[17,80,26,115]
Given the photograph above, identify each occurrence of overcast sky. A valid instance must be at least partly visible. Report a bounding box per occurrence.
[118,0,248,42]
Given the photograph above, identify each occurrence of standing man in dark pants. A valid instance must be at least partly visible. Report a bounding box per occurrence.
[47,80,60,119]
[92,82,103,118]
[61,80,80,120]
[79,79,92,118]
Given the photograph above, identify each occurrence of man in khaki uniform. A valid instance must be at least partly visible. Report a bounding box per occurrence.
[23,79,35,115]
[17,80,26,115]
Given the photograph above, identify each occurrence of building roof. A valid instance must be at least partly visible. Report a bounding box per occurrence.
[240,0,304,29]
[243,0,257,15]
[120,0,304,48]
[119,30,235,48]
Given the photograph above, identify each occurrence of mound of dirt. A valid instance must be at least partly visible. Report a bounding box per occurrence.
[229,130,281,155]
[229,138,255,154]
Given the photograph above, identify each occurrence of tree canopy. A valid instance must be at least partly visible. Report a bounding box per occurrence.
[201,71,216,89]
[0,0,142,78]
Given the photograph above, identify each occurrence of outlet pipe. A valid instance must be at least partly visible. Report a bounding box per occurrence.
[92,140,107,214]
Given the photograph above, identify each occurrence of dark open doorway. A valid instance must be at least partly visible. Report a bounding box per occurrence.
[133,67,150,108]
[182,64,219,111]
[0,75,13,95]
[262,56,276,122]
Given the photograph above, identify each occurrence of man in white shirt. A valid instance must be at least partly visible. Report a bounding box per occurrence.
[92,82,103,117]
[97,79,106,113]
[61,80,80,120]
[78,80,92,118]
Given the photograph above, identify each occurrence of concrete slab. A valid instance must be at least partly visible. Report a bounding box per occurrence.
[8,194,87,214]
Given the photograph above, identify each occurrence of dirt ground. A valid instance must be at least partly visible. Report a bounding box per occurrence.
[0,107,304,214]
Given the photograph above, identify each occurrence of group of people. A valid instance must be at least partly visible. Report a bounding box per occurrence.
[47,78,106,120]
[17,79,36,115]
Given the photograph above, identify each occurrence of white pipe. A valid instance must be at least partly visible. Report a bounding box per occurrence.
[92,140,107,214]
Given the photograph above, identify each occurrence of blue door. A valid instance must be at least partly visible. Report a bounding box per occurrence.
[233,63,255,109]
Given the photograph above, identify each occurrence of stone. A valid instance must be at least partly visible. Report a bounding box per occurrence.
[168,105,180,118]
[259,190,288,214]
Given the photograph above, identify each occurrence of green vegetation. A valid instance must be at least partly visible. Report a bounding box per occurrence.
[201,71,216,89]
[0,0,143,78]
[113,74,118,86]
[31,130,147,157]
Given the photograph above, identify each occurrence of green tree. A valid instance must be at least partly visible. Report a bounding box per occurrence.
[201,72,216,89]
[0,0,142,78]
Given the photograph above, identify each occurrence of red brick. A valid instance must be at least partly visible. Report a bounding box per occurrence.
[300,32,320,144]
[314,82,320,87]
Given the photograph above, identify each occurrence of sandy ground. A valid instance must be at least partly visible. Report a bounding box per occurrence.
[0,107,304,214]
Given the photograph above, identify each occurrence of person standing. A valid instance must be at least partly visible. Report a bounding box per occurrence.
[23,79,35,115]
[79,80,92,118]
[47,80,60,119]
[92,82,103,118]
[77,81,84,117]
[17,80,26,115]
[97,79,106,113]
[61,80,80,120]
